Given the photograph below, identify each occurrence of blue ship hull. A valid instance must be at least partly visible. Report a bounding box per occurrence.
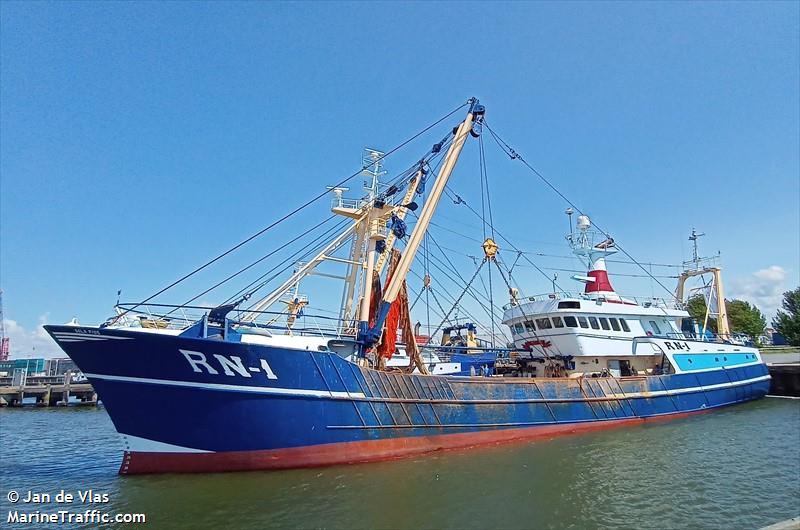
[45,325,770,474]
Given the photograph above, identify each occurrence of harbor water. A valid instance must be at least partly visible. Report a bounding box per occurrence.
[1,398,798,529]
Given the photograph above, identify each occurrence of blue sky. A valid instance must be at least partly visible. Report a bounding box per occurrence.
[1,1,798,356]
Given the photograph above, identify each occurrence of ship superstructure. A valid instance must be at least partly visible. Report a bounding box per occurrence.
[502,214,696,377]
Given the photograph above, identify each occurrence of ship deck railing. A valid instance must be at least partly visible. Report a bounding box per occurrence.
[652,331,755,346]
[502,291,683,311]
[331,196,369,211]
[109,303,354,340]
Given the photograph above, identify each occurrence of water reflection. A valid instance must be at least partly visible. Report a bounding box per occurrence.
[1,399,798,529]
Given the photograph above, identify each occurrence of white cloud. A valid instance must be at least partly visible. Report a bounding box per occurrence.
[2,314,62,359]
[753,265,787,283]
[728,266,789,321]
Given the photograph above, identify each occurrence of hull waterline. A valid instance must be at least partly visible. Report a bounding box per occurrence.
[121,409,716,474]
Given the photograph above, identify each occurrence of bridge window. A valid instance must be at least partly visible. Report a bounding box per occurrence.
[536,318,553,329]
[589,317,600,330]
[564,316,578,327]
[558,301,581,309]
[524,321,536,332]
[577,316,589,328]
[649,320,662,335]
[513,323,524,334]
[552,316,565,328]
[599,317,610,330]
[619,319,631,332]
[609,318,621,331]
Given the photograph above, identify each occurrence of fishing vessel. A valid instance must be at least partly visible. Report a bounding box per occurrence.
[45,99,770,474]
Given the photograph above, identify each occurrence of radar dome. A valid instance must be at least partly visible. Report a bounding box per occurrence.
[576,215,591,231]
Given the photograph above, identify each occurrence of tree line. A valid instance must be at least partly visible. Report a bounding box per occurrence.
[685,287,800,346]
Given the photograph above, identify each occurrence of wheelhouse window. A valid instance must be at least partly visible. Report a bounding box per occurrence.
[513,323,524,334]
[599,317,610,331]
[619,318,631,332]
[535,318,553,329]
[552,316,565,328]
[609,318,621,331]
[557,301,581,309]
[588,317,600,330]
[577,316,589,328]
[564,316,578,328]
[524,321,536,332]
[649,320,662,335]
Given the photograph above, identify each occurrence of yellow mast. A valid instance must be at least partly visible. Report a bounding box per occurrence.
[675,267,730,339]
[676,229,730,339]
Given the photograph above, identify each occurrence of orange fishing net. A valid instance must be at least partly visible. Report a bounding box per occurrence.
[377,250,429,374]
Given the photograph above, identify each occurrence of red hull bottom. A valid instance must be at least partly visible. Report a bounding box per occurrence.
[120,410,707,475]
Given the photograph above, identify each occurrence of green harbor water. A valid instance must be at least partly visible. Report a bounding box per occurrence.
[1,398,798,530]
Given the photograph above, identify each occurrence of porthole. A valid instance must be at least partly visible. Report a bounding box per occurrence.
[724,356,727,361]
[715,357,719,362]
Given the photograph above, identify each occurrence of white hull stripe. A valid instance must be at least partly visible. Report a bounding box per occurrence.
[606,374,771,399]
[53,332,133,341]
[54,332,133,339]
[56,337,109,341]
[53,335,107,340]
[83,373,366,399]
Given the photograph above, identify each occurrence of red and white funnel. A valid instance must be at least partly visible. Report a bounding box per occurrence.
[568,215,619,299]
[585,254,615,295]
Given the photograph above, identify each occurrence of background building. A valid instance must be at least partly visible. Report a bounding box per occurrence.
[0,358,46,377]
[45,357,78,376]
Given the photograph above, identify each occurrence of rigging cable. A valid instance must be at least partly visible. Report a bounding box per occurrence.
[405,207,503,317]
[169,112,459,314]
[118,101,471,319]
[409,285,426,311]
[470,254,492,300]
[423,260,488,348]
[425,229,498,312]
[424,223,682,269]
[406,217,512,341]
[172,215,339,311]
[400,145,511,341]
[406,266,499,341]
[421,243,511,341]
[491,257,568,365]
[223,217,352,306]
[479,134,497,347]
[407,268,453,328]
[483,120,678,301]
[514,264,679,280]
[428,241,680,279]
[442,186,566,292]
